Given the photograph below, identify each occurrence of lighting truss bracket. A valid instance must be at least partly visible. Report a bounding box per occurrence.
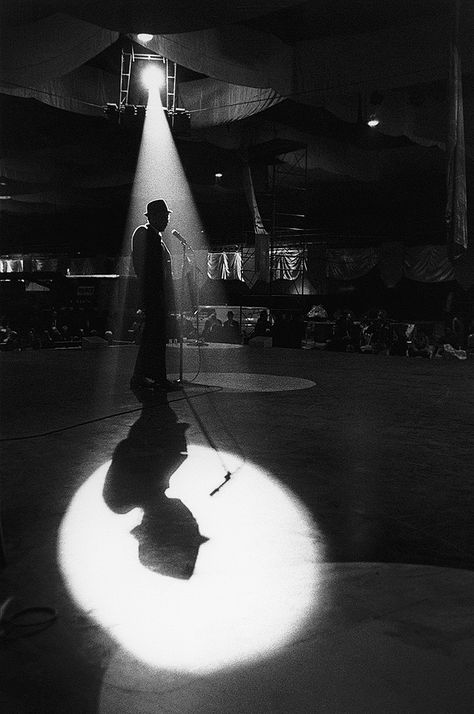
[119,49,177,112]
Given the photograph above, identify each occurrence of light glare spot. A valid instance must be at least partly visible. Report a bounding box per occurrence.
[141,64,164,91]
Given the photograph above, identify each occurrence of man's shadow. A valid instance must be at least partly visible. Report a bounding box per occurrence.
[103,389,208,580]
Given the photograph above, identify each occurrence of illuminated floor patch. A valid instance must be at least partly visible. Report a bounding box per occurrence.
[58,445,323,673]
[172,372,316,392]
[99,563,474,714]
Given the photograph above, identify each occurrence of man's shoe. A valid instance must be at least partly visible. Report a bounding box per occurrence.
[130,376,157,390]
[154,379,183,392]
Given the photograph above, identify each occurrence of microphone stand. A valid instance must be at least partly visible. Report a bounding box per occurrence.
[177,239,188,384]
[176,238,204,383]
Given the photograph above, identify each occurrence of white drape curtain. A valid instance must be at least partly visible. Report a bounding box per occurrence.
[207,252,242,280]
[0,258,23,272]
[0,246,464,285]
[272,248,306,281]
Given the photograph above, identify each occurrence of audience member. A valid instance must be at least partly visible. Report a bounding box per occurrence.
[201,311,223,342]
[467,317,474,351]
[364,309,390,354]
[222,311,241,343]
[0,324,19,351]
[406,325,433,359]
[451,315,465,349]
[388,325,408,356]
[252,310,272,337]
[328,309,361,352]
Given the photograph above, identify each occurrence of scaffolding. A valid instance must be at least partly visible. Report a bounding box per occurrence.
[249,139,308,295]
[119,48,176,114]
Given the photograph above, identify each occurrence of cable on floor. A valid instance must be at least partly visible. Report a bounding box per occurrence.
[0,597,58,639]
[0,385,223,442]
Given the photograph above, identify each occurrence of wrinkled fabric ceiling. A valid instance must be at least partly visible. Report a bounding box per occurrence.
[0,0,472,250]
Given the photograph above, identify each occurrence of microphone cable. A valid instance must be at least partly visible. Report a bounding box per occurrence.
[0,386,222,442]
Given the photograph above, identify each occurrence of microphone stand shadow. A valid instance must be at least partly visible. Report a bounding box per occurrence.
[103,389,208,580]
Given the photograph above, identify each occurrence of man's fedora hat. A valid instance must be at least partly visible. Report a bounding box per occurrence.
[145,199,172,215]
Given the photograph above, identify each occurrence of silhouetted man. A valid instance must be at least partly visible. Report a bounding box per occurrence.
[130,199,180,391]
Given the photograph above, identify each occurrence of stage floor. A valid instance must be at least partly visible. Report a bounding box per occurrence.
[1,344,474,712]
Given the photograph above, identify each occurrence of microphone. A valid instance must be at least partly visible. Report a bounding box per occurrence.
[171,229,188,246]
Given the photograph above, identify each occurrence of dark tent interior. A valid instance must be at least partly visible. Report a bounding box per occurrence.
[1,0,474,318]
[1,3,474,713]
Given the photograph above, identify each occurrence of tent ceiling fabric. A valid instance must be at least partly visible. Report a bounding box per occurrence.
[0,14,118,86]
[152,9,474,95]
[1,2,473,158]
[0,0,303,33]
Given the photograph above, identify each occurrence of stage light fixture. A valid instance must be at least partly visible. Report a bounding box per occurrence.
[104,103,119,119]
[141,63,165,91]
[137,33,153,43]
[367,114,380,127]
[122,104,137,119]
[165,108,191,134]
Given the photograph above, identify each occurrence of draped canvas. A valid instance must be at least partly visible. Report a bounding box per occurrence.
[179,79,283,127]
[1,8,473,161]
[0,14,118,86]
[0,258,23,273]
[6,0,301,35]
[446,6,468,258]
[403,245,455,282]
[292,13,474,103]
[207,252,242,281]
[240,155,268,235]
[326,248,379,280]
[151,27,292,91]
[151,11,474,100]
[272,248,305,281]
[0,65,117,116]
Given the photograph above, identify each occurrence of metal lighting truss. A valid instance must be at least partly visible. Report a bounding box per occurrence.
[119,47,176,113]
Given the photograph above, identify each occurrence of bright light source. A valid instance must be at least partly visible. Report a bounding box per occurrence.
[214,173,223,179]
[367,115,380,127]
[141,64,164,91]
[137,33,153,43]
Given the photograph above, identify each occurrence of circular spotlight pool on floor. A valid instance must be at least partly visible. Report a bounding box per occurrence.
[58,445,323,673]
[174,372,316,392]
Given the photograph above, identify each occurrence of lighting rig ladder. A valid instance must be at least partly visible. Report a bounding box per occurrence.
[119,48,177,114]
[269,144,308,295]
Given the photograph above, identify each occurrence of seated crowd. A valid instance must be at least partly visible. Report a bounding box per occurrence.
[2,302,473,360]
[315,307,472,360]
[0,303,115,351]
